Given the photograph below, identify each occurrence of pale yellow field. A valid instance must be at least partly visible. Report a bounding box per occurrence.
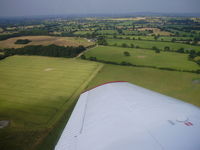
[137,27,172,36]
[109,17,146,21]
[0,36,94,49]
[86,17,146,21]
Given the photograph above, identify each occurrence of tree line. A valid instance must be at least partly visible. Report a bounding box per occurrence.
[0,30,49,41]
[3,44,86,58]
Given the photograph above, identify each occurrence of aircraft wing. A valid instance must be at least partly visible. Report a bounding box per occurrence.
[55,81,200,150]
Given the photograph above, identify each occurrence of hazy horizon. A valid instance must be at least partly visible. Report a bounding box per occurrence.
[0,0,200,17]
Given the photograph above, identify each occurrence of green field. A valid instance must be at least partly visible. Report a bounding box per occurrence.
[87,64,200,107]
[107,39,200,52]
[84,46,200,71]
[105,35,193,42]
[0,55,102,150]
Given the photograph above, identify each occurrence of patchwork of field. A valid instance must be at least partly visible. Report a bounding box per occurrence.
[107,39,200,52]
[86,64,200,107]
[0,55,102,150]
[84,46,200,71]
[0,36,94,49]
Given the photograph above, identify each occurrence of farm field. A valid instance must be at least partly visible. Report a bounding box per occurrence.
[84,46,200,71]
[0,55,102,150]
[105,35,193,42]
[107,39,200,52]
[86,64,200,107]
[0,36,94,49]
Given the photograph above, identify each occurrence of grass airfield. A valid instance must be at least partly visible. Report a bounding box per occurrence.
[0,55,102,150]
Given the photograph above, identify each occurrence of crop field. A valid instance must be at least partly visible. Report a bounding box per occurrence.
[86,64,200,107]
[0,55,102,150]
[84,46,200,71]
[0,36,94,49]
[107,39,200,52]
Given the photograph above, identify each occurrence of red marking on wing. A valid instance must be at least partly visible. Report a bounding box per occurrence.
[184,122,193,126]
[82,81,128,93]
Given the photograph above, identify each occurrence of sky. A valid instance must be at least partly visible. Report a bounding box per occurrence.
[0,0,200,17]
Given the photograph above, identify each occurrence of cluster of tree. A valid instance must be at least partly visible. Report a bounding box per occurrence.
[15,39,31,44]
[123,51,131,56]
[0,49,6,60]
[97,36,108,45]
[61,32,75,37]
[4,44,86,58]
[152,46,160,53]
[153,34,160,41]
[176,48,185,53]
[0,54,6,60]
[164,46,184,53]
[188,50,200,65]
[73,32,97,39]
